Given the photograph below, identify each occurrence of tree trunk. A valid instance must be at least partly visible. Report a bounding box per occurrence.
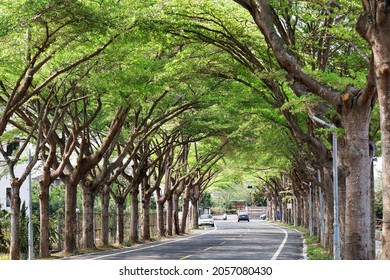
[116,199,125,245]
[173,192,180,235]
[190,198,199,228]
[64,183,78,253]
[81,185,96,249]
[166,195,173,236]
[140,174,151,241]
[370,160,376,259]
[180,187,191,233]
[10,179,21,260]
[343,109,372,259]
[130,191,139,243]
[356,0,390,259]
[101,185,110,247]
[141,196,151,241]
[156,200,165,237]
[39,184,50,258]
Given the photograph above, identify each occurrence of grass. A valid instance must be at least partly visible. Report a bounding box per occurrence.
[0,253,9,260]
[304,235,333,260]
[275,222,333,260]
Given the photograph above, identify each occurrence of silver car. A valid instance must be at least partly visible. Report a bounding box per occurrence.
[198,214,215,227]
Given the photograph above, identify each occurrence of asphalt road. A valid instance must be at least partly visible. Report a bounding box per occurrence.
[65,215,304,260]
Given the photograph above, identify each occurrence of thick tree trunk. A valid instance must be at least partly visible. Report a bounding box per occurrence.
[356,0,390,259]
[370,161,376,259]
[130,191,139,243]
[10,180,21,260]
[64,183,77,253]
[166,196,173,236]
[156,200,165,237]
[101,185,110,246]
[116,200,125,245]
[39,184,50,258]
[81,186,96,249]
[141,196,151,241]
[180,187,191,233]
[140,174,151,241]
[173,192,180,235]
[189,194,200,228]
[343,110,372,259]
[379,82,390,259]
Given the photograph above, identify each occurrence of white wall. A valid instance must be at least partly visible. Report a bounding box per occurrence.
[0,162,31,212]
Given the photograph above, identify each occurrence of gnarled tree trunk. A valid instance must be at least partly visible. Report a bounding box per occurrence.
[357,0,390,260]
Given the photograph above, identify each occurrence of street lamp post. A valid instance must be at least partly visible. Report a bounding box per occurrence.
[311,116,340,260]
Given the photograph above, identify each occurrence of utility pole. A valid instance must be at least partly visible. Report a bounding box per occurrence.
[311,115,340,260]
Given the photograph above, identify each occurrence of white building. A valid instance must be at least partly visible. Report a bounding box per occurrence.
[0,142,31,211]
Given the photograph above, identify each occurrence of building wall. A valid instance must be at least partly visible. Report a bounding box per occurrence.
[0,161,31,212]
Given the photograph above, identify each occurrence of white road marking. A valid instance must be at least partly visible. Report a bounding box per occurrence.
[269,224,288,260]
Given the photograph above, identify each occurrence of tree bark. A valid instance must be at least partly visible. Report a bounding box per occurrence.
[64,182,78,253]
[180,186,191,233]
[101,185,110,246]
[81,183,96,249]
[10,179,21,260]
[116,199,125,245]
[173,192,181,235]
[356,0,390,260]
[130,190,139,243]
[166,195,173,236]
[38,184,50,258]
[343,107,372,259]
[140,197,151,241]
[156,200,165,237]
[140,174,151,241]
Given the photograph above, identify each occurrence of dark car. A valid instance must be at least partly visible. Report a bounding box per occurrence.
[238,212,250,222]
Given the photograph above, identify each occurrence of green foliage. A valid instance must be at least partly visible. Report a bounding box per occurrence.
[375,171,383,219]
[200,192,213,208]
[19,202,29,257]
[0,204,10,253]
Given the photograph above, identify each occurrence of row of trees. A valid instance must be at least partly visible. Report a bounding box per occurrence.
[1,0,389,260]
[153,0,388,259]
[0,0,230,259]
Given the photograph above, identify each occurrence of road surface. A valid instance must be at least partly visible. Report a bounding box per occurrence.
[65,215,304,260]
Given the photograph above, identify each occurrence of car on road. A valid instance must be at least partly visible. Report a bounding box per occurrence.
[238,212,250,222]
[260,214,267,220]
[198,214,215,227]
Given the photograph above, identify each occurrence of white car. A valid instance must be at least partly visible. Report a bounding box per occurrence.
[198,214,215,227]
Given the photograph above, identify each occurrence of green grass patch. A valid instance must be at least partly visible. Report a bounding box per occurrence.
[304,235,332,260]
[278,222,332,260]
[0,253,9,260]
